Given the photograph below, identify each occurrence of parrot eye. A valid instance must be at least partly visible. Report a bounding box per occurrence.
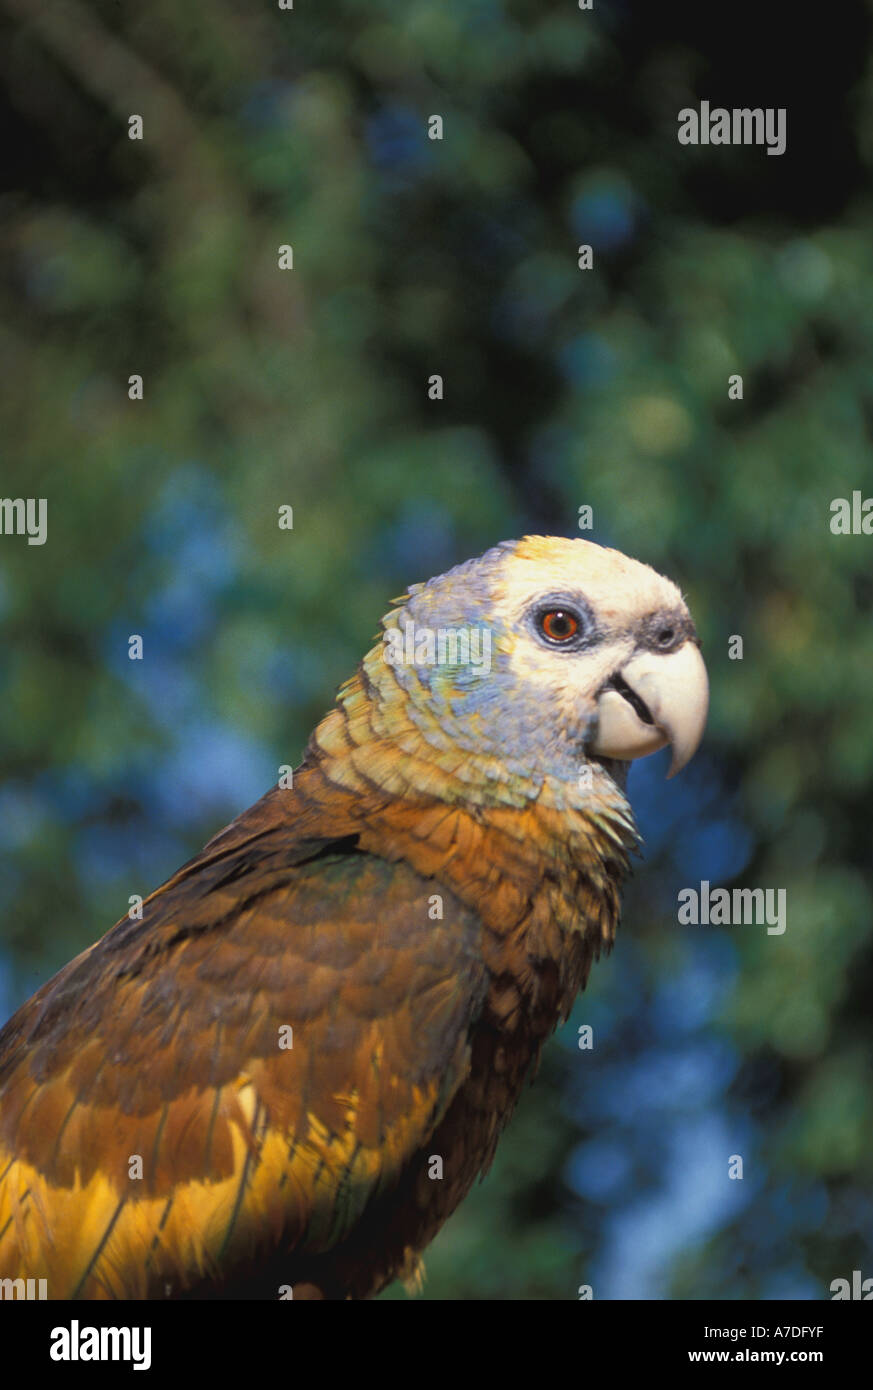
[539,609,580,643]
[528,594,594,649]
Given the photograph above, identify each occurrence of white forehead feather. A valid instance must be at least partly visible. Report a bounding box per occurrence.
[492,535,684,626]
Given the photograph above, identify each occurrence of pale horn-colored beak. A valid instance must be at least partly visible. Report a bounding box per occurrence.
[590,642,709,778]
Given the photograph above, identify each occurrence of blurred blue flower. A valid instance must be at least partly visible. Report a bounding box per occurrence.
[568,1138,633,1203]
[365,106,435,183]
[570,176,640,253]
[557,333,619,388]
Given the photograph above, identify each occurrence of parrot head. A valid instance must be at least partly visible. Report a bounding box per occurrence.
[369,535,708,791]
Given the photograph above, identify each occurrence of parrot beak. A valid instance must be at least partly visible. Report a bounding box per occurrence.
[590,642,709,778]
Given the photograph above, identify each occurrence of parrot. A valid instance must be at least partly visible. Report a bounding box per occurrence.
[0,535,708,1300]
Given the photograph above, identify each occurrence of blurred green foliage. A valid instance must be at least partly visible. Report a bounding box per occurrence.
[1,0,871,1298]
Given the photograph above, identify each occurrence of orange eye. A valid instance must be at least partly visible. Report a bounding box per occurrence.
[540,609,579,642]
